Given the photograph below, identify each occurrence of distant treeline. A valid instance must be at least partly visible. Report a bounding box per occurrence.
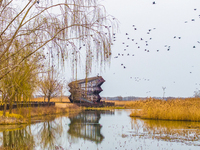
[102,96,145,101]
[33,95,188,101]
[102,96,185,101]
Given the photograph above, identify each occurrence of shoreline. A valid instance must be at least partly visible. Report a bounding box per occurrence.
[2,97,200,125]
[0,103,82,125]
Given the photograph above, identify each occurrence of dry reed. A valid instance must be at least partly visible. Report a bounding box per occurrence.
[104,99,144,108]
[129,98,200,122]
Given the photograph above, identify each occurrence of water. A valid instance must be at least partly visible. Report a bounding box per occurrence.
[0,109,200,149]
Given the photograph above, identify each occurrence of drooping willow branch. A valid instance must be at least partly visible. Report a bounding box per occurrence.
[0,0,118,81]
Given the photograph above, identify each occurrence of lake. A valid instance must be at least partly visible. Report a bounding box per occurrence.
[0,109,200,150]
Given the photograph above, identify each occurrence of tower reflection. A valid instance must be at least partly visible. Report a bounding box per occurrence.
[68,110,114,144]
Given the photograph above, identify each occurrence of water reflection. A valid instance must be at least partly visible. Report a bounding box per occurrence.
[0,126,34,149]
[0,116,63,150]
[68,110,114,144]
[130,117,200,146]
[1,110,200,149]
[0,110,115,149]
[38,120,63,149]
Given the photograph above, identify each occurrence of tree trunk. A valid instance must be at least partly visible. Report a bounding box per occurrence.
[44,95,46,102]
[9,101,12,114]
[47,95,51,106]
[9,97,13,114]
[3,95,7,117]
[3,103,6,116]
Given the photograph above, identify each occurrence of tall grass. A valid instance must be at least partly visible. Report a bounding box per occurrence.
[129,98,200,122]
[105,99,145,108]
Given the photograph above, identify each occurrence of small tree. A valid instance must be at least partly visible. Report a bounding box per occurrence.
[194,89,200,98]
[117,96,123,101]
[39,70,64,105]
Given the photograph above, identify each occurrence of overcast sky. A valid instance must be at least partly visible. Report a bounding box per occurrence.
[65,0,200,98]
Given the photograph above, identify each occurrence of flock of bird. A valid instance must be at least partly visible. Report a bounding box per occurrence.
[110,4,200,70]
[105,2,200,95]
[113,26,157,58]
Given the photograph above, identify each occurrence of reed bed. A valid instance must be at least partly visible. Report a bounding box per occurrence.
[104,99,144,108]
[129,98,200,122]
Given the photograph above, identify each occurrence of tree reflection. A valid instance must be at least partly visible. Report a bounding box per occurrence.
[68,110,114,144]
[0,126,34,150]
[0,110,115,149]
[38,118,63,150]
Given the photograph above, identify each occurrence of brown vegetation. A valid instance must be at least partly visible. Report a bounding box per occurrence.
[0,101,81,125]
[129,98,200,121]
[13,105,80,118]
[104,99,145,108]
[30,96,70,103]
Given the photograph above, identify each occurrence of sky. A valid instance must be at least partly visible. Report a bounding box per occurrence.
[66,0,200,98]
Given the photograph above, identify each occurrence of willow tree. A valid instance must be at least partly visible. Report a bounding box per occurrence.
[0,0,117,81]
[0,42,42,115]
[0,0,116,115]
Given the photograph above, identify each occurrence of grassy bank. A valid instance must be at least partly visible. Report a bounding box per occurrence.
[129,98,200,121]
[0,103,82,125]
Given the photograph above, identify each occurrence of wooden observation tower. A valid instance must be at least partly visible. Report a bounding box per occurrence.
[68,76,105,103]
